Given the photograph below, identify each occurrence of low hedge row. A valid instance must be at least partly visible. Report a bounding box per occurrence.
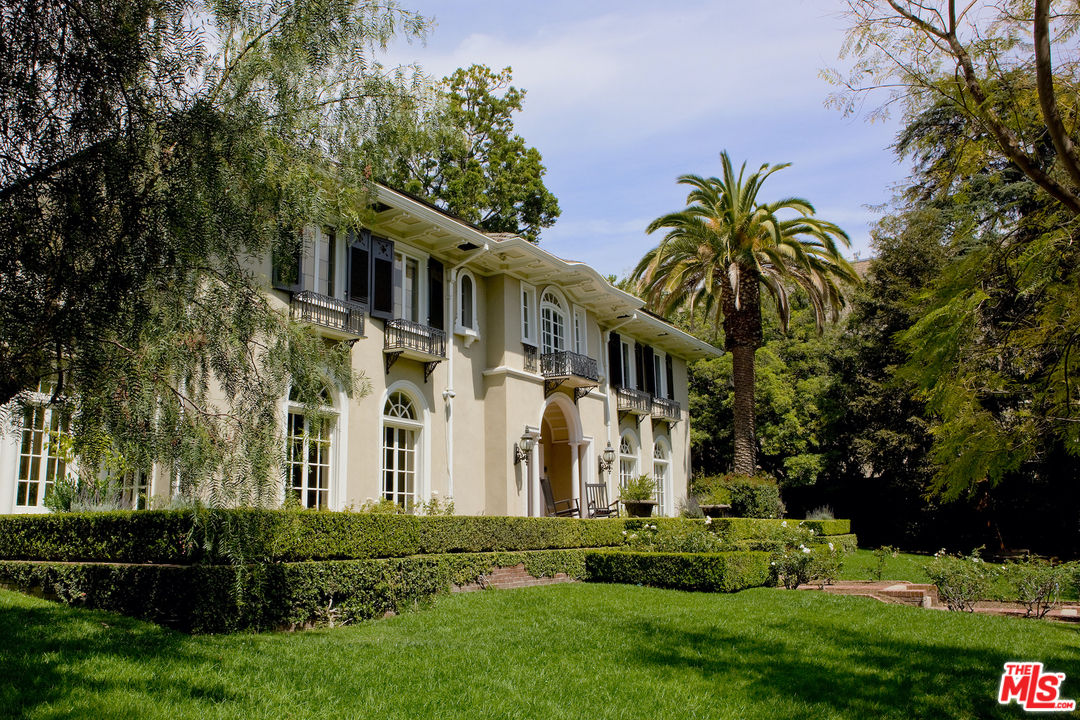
[585,550,772,593]
[0,549,588,633]
[0,512,850,564]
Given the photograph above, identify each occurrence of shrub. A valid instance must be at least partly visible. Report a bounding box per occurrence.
[619,520,731,554]
[765,521,845,589]
[1003,557,1070,619]
[869,545,898,581]
[805,505,834,521]
[691,474,783,518]
[924,548,992,612]
[585,550,771,592]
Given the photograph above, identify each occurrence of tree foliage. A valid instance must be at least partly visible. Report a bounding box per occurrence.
[0,0,428,504]
[634,152,857,475]
[373,64,560,242]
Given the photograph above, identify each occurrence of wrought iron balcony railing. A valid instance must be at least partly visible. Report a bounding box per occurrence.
[523,343,538,374]
[540,350,599,383]
[617,386,652,415]
[651,396,681,422]
[290,290,365,337]
[385,318,447,358]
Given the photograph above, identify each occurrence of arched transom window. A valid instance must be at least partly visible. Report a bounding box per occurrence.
[540,290,566,355]
[286,384,334,510]
[382,390,421,511]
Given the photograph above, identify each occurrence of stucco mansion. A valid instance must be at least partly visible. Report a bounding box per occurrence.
[0,185,721,517]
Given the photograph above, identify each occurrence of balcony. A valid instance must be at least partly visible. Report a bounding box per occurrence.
[541,350,599,402]
[290,291,365,339]
[617,386,652,416]
[384,318,446,382]
[652,396,682,424]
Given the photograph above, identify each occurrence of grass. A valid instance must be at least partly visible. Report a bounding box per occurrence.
[840,548,932,583]
[3,584,1080,719]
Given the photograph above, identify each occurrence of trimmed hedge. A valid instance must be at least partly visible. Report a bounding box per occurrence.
[0,511,629,564]
[0,511,851,564]
[0,549,588,633]
[585,550,771,592]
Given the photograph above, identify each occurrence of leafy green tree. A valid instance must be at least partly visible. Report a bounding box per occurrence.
[0,0,427,504]
[375,64,560,242]
[634,152,857,475]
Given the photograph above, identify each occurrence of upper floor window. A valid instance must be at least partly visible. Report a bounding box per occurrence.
[394,252,421,323]
[521,283,537,347]
[621,340,634,388]
[573,307,587,356]
[540,289,566,355]
[460,274,474,329]
[273,226,341,298]
[653,351,665,399]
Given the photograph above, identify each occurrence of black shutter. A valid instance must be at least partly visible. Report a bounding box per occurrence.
[666,354,675,399]
[634,342,644,391]
[642,345,656,396]
[347,229,370,306]
[370,236,394,321]
[608,332,622,388]
[427,257,444,331]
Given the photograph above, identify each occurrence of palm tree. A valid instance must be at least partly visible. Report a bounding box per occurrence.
[633,152,858,476]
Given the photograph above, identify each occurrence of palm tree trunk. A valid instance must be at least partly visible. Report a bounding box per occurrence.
[731,343,756,475]
[722,268,762,476]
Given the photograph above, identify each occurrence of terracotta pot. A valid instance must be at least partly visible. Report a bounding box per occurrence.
[623,500,658,518]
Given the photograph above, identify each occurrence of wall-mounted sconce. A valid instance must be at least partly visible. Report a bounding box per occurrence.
[598,441,616,475]
[513,431,535,465]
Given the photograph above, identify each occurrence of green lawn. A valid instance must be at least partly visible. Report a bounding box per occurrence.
[840,548,932,583]
[3,584,1079,719]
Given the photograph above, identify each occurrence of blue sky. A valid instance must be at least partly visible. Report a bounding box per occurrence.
[383,0,911,279]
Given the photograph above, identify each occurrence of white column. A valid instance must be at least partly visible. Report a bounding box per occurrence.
[568,441,581,517]
[530,437,542,517]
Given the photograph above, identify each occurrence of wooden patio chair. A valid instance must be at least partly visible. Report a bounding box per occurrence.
[540,477,580,518]
[585,483,620,519]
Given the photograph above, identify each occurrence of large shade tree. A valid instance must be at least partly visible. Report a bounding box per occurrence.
[634,152,858,475]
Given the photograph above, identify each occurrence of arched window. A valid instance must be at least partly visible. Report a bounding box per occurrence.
[382,390,422,510]
[286,384,335,510]
[540,289,566,355]
[618,432,637,491]
[460,274,474,330]
[15,378,70,509]
[653,440,670,517]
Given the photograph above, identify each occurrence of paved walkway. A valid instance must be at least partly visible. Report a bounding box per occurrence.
[797,580,1080,621]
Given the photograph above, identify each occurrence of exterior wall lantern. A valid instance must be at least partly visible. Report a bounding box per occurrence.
[513,432,535,465]
[598,441,616,475]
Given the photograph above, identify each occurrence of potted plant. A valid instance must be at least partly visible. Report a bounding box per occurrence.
[697,487,732,518]
[620,474,658,518]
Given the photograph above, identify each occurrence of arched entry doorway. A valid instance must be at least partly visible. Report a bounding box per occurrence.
[534,394,587,517]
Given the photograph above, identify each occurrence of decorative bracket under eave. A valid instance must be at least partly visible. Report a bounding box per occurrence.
[424,361,440,383]
[652,417,678,431]
[544,378,562,399]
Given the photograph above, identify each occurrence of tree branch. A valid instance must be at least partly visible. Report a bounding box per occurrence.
[1034,0,1080,192]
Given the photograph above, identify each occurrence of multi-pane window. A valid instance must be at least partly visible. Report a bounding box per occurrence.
[618,434,636,491]
[541,291,566,355]
[573,307,587,355]
[286,386,333,510]
[16,403,68,508]
[395,253,421,322]
[382,391,421,511]
[318,227,337,298]
[621,341,633,388]
[653,442,669,517]
[653,352,664,398]
[120,469,151,510]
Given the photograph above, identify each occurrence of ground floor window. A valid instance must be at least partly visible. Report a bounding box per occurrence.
[653,441,669,516]
[382,390,421,510]
[16,404,68,509]
[286,410,332,510]
[618,433,637,491]
[120,469,151,510]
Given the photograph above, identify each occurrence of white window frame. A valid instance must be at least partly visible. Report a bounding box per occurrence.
[380,381,429,512]
[573,305,588,356]
[618,430,638,492]
[653,437,671,517]
[521,282,537,347]
[11,387,69,514]
[285,386,339,511]
[621,339,635,389]
[455,269,480,347]
[540,286,568,356]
